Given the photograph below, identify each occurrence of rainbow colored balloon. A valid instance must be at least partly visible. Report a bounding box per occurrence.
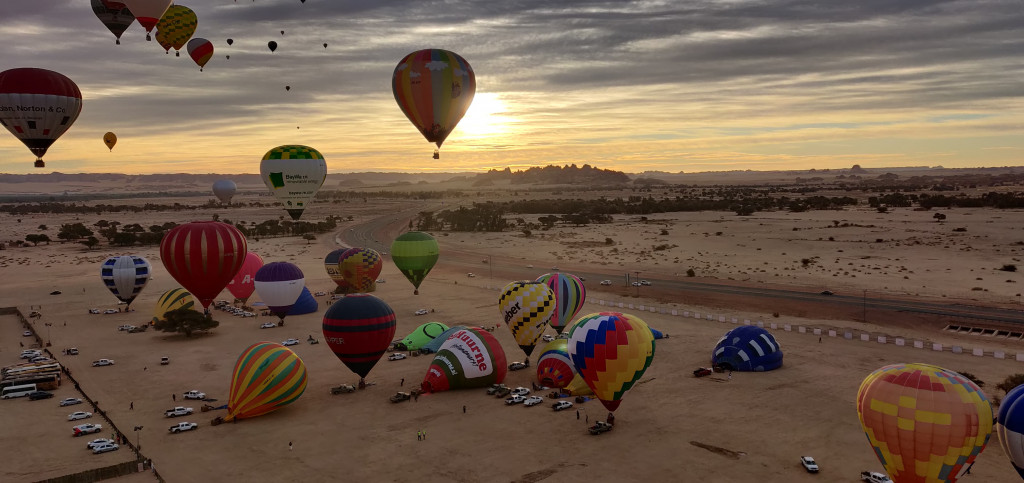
[322,294,396,379]
[856,363,993,483]
[536,272,586,334]
[339,247,382,293]
[536,339,575,389]
[223,342,307,422]
[566,312,655,412]
[499,281,554,357]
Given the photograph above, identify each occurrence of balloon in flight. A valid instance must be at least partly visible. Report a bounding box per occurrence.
[100,255,151,309]
[536,339,575,389]
[339,248,383,293]
[90,0,135,45]
[154,5,197,56]
[227,251,263,303]
[254,262,305,323]
[226,38,233,46]
[536,272,586,335]
[499,280,554,357]
[212,179,236,204]
[260,145,327,220]
[103,132,117,151]
[159,221,248,310]
[390,231,439,295]
[996,385,1024,479]
[392,48,476,158]
[323,43,328,48]
[152,288,195,325]
[421,327,507,393]
[186,38,214,71]
[120,0,172,41]
[285,85,290,91]
[322,294,396,380]
[222,342,307,423]
[0,68,83,168]
[857,363,993,483]
[267,40,278,52]
[567,312,656,412]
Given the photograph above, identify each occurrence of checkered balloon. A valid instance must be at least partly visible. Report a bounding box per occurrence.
[498,281,554,357]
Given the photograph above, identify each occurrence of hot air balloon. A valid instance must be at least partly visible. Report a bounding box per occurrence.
[567,312,655,412]
[100,255,151,309]
[91,0,135,45]
[103,132,117,151]
[154,5,197,56]
[254,262,305,324]
[564,373,594,396]
[392,48,476,159]
[421,327,507,393]
[152,288,195,325]
[260,145,327,220]
[120,0,173,41]
[339,248,382,293]
[390,231,439,295]
[0,68,83,168]
[536,272,586,335]
[268,40,278,52]
[227,251,263,303]
[287,287,318,316]
[186,38,214,71]
[857,363,993,483]
[220,342,307,423]
[324,248,354,293]
[536,339,575,389]
[421,325,466,354]
[397,322,449,351]
[160,221,247,311]
[323,43,328,48]
[997,385,1024,479]
[285,85,290,91]
[212,179,237,204]
[322,294,396,385]
[711,325,783,372]
[226,38,233,46]
[499,280,554,358]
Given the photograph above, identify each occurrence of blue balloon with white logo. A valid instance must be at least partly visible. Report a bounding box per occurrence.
[711,325,782,372]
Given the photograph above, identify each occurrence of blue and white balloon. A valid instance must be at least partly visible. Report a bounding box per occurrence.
[100,255,151,308]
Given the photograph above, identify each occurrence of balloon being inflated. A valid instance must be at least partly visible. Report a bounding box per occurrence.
[421,327,506,393]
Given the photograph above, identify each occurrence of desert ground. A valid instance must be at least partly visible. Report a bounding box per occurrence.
[2,180,1023,483]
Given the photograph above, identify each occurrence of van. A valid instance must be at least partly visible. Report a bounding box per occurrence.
[1,383,37,399]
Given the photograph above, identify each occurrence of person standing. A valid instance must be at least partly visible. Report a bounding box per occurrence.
[289,441,293,451]
[130,401,134,410]
[463,405,466,414]
[417,431,422,441]
[400,378,404,386]
[422,430,426,440]
[172,393,176,402]
[576,409,580,420]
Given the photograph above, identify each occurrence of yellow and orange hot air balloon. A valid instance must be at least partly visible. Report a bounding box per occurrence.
[856,363,993,483]
[153,5,197,56]
[103,132,117,151]
[222,342,307,423]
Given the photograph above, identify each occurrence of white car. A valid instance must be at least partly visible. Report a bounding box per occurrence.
[631,281,642,287]
[20,350,42,359]
[92,359,115,366]
[800,456,819,473]
[541,334,555,342]
[104,309,119,314]
[505,395,525,405]
[92,443,119,454]
[73,423,103,436]
[523,396,544,407]
[861,471,893,483]
[314,291,327,296]
[88,308,100,314]
[68,411,93,421]
[241,312,256,317]
[466,273,476,277]
[117,324,132,331]
[600,280,612,286]
[282,338,300,346]
[553,400,574,411]
[169,422,198,433]
[23,330,32,337]
[86,438,115,449]
[376,279,385,283]
[388,353,407,361]
[260,322,277,329]
[550,266,559,271]
[510,387,530,396]
[60,397,83,407]
[640,280,651,286]
[414,309,429,316]
[183,390,206,400]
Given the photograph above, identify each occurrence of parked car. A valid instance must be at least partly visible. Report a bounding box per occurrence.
[375,279,386,283]
[29,391,54,400]
[30,356,52,363]
[92,359,115,366]
[88,308,101,314]
[20,349,42,359]
[330,384,356,395]
[493,386,512,398]
[60,397,83,407]
[160,357,170,365]
[523,396,544,407]
[183,390,206,400]
[127,325,148,333]
[169,422,198,433]
[589,420,613,435]
[861,471,893,483]
[487,384,508,395]
[640,280,651,286]
[22,330,32,337]
[801,456,819,473]
[553,400,574,411]
[68,411,93,421]
[92,443,119,454]
[510,387,530,396]
[600,280,613,286]
[50,290,62,295]
[466,273,475,278]
[260,322,277,329]
[67,348,79,355]
[282,338,300,346]
[414,309,429,316]
[86,438,115,449]
[550,267,559,271]
[820,290,834,296]
[390,392,412,403]
[165,407,194,418]
[73,423,103,436]
[541,334,555,342]
[505,395,526,405]
[104,309,119,314]
[388,353,407,361]
[508,361,528,371]
[117,324,132,331]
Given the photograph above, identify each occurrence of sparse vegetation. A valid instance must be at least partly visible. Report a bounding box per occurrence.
[996,374,1024,395]
[999,264,1018,272]
[686,269,695,277]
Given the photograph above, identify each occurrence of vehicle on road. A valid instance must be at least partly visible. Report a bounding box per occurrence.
[589,421,613,435]
[801,456,819,473]
[390,392,411,403]
[861,471,893,483]
[92,443,119,454]
[553,400,574,411]
[282,338,300,346]
[88,308,100,314]
[92,359,114,367]
[820,290,834,296]
[165,407,194,418]
[414,309,429,316]
[487,384,507,395]
[160,357,170,365]
[640,280,651,286]
[23,330,32,337]
[183,390,206,400]
[388,353,407,361]
[104,309,118,314]
[505,395,525,405]
[86,438,114,449]
[29,391,54,400]
[73,423,103,436]
[68,411,93,421]
[169,422,198,433]
[260,322,277,329]
[60,397,83,407]
[510,387,530,396]
[508,361,528,371]
[524,396,544,407]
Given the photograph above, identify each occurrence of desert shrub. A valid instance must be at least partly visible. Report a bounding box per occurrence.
[686,268,695,277]
[996,374,1024,395]
[660,229,669,235]
[828,236,835,241]
[1000,264,1018,272]
[605,237,614,245]
[953,227,967,232]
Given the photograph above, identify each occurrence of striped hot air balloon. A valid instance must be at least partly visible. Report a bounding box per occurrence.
[536,272,586,334]
[392,49,476,158]
[152,288,194,325]
[100,255,151,309]
[222,342,307,423]
[159,221,247,310]
[338,247,382,293]
[536,339,575,389]
[322,294,396,381]
[567,312,655,412]
[390,231,438,295]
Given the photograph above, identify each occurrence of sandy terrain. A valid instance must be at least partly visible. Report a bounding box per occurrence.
[2,187,1023,482]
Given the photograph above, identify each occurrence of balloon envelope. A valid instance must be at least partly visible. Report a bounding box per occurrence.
[91,0,135,44]
[152,288,195,324]
[536,273,586,334]
[392,49,476,153]
[160,221,248,310]
[227,251,263,302]
[390,231,439,294]
[154,5,197,54]
[339,248,382,293]
[322,294,396,379]
[567,312,655,412]
[499,280,554,357]
[857,363,993,483]
[268,40,277,52]
[212,179,237,204]
[399,322,449,351]
[422,327,507,393]
[536,339,575,389]
[224,342,307,422]
[186,38,213,70]
[324,248,353,292]
[996,385,1024,479]
[103,132,117,151]
[260,145,327,220]
[287,287,318,316]
[254,262,305,320]
[100,255,151,308]
[120,0,172,37]
[711,325,783,372]
[0,68,83,167]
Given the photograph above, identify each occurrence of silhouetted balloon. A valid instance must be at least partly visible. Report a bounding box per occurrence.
[90,0,135,45]
[280,30,285,35]
[226,38,233,45]
[268,41,277,52]
[285,86,290,91]
[323,43,327,48]
[103,132,117,151]
[393,49,475,158]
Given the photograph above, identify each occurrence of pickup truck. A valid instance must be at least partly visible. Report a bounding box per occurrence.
[182,390,206,400]
[165,407,194,418]
[390,392,411,403]
[169,422,198,433]
[861,471,893,483]
[588,420,613,435]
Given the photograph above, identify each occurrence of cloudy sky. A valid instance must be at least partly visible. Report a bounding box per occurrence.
[1,0,1021,174]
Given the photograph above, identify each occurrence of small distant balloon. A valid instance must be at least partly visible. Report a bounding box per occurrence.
[268,40,277,52]
[280,30,285,35]
[225,55,230,60]
[285,86,290,91]
[103,132,117,151]
[323,43,328,48]
[226,38,233,45]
